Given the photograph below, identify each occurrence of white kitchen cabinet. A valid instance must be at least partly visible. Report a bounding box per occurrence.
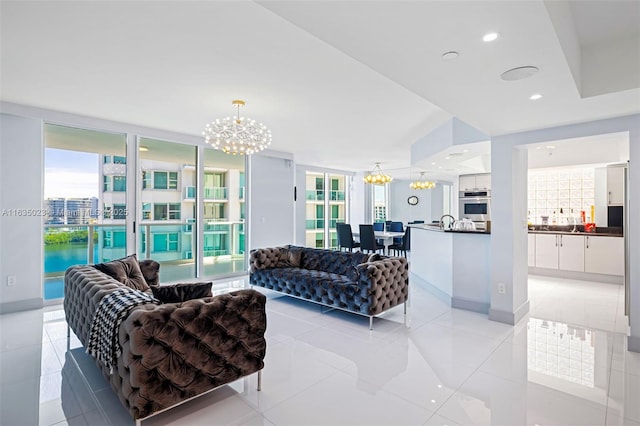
[474,174,491,190]
[558,234,585,272]
[459,173,491,191]
[585,235,624,276]
[607,166,625,205]
[535,234,559,269]
[459,175,476,191]
[532,232,624,276]
[528,234,536,267]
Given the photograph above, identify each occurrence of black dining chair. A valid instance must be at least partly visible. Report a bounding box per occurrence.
[389,221,404,245]
[336,223,360,252]
[359,224,385,254]
[389,226,411,257]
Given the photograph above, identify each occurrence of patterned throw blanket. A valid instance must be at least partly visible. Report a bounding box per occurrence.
[87,288,160,374]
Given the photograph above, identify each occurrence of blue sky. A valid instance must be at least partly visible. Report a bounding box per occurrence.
[44,148,99,198]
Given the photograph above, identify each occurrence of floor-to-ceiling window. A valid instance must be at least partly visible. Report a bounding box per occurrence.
[138,138,196,282]
[305,171,348,249]
[202,148,245,276]
[373,183,388,222]
[43,124,127,300]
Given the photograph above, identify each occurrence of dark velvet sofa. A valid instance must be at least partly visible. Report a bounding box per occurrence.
[63,261,267,424]
[249,245,408,329]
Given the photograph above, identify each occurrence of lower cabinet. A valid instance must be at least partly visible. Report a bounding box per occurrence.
[584,235,624,276]
[528,234,536,267]
[558,234,585,272]
[535,234,559,269]
[532,233,623,276]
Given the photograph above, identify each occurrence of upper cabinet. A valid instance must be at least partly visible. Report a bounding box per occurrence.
[459,173,491,191]
[607,165,625,205]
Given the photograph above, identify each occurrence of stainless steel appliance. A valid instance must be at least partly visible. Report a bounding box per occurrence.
[459,190,491,229]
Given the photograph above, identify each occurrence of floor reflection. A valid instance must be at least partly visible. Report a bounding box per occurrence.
[527,317,595,388]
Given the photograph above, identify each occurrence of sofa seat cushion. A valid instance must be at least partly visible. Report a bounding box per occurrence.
[250,267,369,312]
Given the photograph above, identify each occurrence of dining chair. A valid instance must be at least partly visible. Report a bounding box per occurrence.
[359,224,385,254]
[336,223,360,252]
[389,221,404,245]
[373,222,384,232]
[389,226,411,257]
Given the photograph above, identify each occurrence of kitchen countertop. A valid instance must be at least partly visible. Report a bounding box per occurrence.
[528,230,623,237]
[409,224,491,234]
[527,224,623,237]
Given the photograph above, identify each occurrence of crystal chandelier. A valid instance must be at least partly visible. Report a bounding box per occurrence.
[364,163,393,184]
[410,172,436,189]
[203,100,272,155]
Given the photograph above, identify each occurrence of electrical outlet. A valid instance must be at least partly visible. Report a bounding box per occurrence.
[498,282,506,294]
[7,275,16,287]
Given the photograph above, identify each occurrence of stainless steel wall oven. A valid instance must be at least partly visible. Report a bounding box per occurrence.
[459,190,491,225]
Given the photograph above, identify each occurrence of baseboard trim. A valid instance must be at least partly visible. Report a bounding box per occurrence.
[628,335,640,353]
[0,298,43,314]
[489,299,530,325]
[409,273,451,305]
[528,267,623,284]
[452,297,490,314]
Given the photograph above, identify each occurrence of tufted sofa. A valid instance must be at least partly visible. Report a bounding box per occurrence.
[250,245,408,329]
[63,264,267,423]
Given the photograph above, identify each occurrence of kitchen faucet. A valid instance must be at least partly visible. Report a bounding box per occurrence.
[439,214,456,230]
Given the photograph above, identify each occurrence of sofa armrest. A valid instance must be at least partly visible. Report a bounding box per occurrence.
[249,247,283,273]
[356,258,409,316]
[115,289,267,419]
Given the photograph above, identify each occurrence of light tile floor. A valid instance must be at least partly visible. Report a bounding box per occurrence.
[1,274,639,426]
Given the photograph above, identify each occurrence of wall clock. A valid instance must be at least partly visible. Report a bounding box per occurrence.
[407,196,419,206]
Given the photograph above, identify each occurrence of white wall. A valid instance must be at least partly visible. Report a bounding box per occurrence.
[247,153,295,250]
[389,179,438,224]
[0,114,44,313]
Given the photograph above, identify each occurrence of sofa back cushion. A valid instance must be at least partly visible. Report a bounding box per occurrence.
[94,254,150,292]
[298,246,369,277]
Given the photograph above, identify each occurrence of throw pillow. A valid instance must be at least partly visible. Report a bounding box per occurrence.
[348,251,370,280]
[94,254,150,292]
[368,253,383,262]
[138,259,160,287]
[150,282,213,303]
[276,246,302,268]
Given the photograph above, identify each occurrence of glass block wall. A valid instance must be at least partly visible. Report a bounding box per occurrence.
[528,167,595,225]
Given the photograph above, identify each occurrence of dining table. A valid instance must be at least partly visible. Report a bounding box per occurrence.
[352,229,405,254]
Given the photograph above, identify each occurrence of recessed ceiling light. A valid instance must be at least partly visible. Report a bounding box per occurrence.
[445,156,451,160]
[483,32,499,42]
[462,149,469,153]
[442,51,459,60]
[501,66,539,81]
[530,93,543,100]
[546,145,556,149]
[431,162,436,165]
[449,152,465,157]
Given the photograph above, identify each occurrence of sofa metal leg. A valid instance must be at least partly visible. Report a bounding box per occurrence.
[369,316,373,330]
[66,324,71,351]
[404,301,407,315]
[257,370,262,391]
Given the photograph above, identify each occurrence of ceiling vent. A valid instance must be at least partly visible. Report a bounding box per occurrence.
[501,66,539,81]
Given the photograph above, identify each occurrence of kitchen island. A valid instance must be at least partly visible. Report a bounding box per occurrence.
[409,224,492,313]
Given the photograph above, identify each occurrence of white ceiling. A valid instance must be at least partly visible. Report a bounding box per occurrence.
[1,1,639,180]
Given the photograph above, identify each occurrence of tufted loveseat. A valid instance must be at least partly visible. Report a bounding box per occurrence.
[63,263,267,424]
[250,245,408,329]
